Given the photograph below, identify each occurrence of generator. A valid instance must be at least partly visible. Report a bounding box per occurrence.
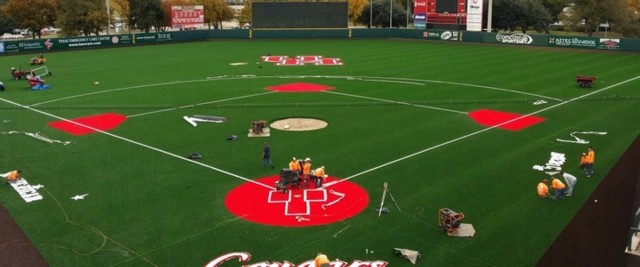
[438,208,464,234]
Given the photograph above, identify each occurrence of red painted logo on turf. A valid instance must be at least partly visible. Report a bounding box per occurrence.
[225,176,369,227]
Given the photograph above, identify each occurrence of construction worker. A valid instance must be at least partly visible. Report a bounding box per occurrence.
[537,179,549,199]
[302,158,312,188]
[314,252,330,267]
[1,170,22,184]
[579,152,588,171]
[550,177,566,200]
[584,146,595,177]
[289,157,301,174]
[312,166,328,188]
[559,171,578,196]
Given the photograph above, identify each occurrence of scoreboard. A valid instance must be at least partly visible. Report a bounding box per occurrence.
[426,0,466,25]
[414,0,483,31]
[171,5,204,29]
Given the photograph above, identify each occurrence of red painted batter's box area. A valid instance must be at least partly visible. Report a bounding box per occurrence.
[261,55,343,66]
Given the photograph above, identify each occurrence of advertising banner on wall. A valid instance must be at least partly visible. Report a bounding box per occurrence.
[466,0,483,31]
[0,35,133,53]
[423,29,461,41]
[414,0,428,29]
[134,33,174,44]
[548,36,622,50]
[171,5,205,29]
[495,33,533,45]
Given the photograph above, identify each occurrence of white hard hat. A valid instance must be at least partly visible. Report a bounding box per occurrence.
[305,158,311,162]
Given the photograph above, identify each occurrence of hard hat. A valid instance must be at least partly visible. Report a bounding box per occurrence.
[305,158,311,162]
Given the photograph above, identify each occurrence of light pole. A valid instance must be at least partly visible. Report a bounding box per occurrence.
[389,0,392,28]
[487,0,492,32]
[370,0,373,28]
[406,0,410,28]
[106,0,111,34]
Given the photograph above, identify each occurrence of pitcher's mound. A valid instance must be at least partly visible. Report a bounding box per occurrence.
[270,118,327,131]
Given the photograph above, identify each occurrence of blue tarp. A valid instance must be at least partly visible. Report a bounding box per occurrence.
[30,84,52,91]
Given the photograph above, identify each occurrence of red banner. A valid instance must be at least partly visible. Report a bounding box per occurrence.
[171,5,204,29]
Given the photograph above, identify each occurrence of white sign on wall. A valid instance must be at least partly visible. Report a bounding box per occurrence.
[466,0,483,32]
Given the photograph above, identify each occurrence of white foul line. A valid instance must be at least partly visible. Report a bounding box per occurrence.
[324,90,468,115]
[127,91,275,118]
[0,97,275,190]
[6,74,633,190]
[326,75,640,187]
[30,79,211,107]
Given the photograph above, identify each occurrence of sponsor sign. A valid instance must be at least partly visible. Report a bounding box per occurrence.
[598,38,621,50]
[496,33,533,45]
[54,35,133,49]
[2,42,20,53]
[548,36,596,48]
[205,252,388,267]
[466,0,483,32]
[171,5,205,29]
[423,30,460,41]
[0,35,133,52]
[19,40,46,51]
[413,0,427,29]
[134,33,173,44]
[547,36,620,50]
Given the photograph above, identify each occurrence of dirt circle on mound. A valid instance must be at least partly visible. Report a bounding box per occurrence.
[270,118,328,131]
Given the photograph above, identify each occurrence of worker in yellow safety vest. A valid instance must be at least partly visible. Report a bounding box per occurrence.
[315,252,330,267]
[311,166,328,188]
[1,170,22,183]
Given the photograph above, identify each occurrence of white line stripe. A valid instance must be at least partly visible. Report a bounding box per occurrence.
[327,75,640,187]
[127,91,276,118]
[30,75,560,107]
[333,75,563,102]
[9,74,588,190]
[325,90,468,115]
[30,80,210,107]
[0,97,275,190]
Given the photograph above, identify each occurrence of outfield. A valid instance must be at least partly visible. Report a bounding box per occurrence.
[1,39,640,266]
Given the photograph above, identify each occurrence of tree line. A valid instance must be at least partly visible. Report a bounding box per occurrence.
[0,0,236,38]
[0,0,639,38]
[491,0,640,37]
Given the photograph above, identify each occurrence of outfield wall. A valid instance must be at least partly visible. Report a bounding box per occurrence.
[1,28,638,54]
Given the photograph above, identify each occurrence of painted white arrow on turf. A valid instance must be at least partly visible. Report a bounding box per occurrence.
[183,116,226,127]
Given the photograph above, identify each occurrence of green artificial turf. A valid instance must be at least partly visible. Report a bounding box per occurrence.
[1,39,639,266]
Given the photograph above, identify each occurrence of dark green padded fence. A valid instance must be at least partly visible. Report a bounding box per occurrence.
[1,28,638,54]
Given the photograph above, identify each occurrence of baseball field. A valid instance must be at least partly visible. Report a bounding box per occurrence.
[1,38,639,266]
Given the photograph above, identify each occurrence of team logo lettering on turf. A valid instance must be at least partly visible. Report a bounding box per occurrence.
[9,178,43,203]
[225,176,368,227]
[204,251,389,267]
[261,55,343,66]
